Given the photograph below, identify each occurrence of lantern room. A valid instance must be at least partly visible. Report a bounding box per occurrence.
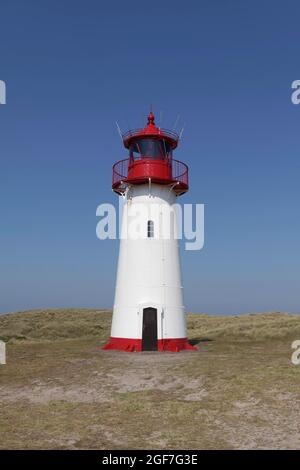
[112,112,188,195]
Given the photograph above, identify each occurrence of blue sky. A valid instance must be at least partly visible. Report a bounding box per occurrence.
[0,0,299,314]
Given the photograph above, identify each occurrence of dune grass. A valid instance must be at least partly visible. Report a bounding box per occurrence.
[187,311,300,342]
[0,309,112,343]
[0,308,299,344]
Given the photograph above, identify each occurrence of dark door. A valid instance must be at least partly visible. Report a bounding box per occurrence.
[142,307,158,351]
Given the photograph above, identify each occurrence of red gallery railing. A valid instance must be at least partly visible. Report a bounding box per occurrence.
[112,158,129,187]
[112,158,188,193]
[172,159,188,187]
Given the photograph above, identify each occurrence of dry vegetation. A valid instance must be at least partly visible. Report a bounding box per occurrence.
[0,309,300,449]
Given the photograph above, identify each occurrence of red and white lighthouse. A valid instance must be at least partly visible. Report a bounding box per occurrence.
[103,112,196,352]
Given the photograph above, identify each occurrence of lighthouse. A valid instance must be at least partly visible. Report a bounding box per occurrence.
[103,112,196,352]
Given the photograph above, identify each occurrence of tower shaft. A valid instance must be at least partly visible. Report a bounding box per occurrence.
[103,184,195,352]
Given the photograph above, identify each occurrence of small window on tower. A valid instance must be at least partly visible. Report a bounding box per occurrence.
[147,220,154,238]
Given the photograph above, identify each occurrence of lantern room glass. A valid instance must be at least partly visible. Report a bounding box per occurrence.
[129,139,172,161]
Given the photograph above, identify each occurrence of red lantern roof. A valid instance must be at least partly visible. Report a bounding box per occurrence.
[122,112,179,150]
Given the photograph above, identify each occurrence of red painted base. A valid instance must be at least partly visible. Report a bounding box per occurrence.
[102,337,197,352]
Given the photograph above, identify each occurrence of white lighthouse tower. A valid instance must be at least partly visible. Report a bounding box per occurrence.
[103,112,195,352]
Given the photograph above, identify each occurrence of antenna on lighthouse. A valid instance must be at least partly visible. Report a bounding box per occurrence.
[172,114,180,131]
[115,121,123,141]
[179,123,185,140]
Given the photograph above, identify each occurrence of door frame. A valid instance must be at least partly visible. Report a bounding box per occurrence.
[142,307,158,351]
[138,303,163,342]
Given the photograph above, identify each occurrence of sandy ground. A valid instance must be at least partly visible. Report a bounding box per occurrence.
[1,334,300,449]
